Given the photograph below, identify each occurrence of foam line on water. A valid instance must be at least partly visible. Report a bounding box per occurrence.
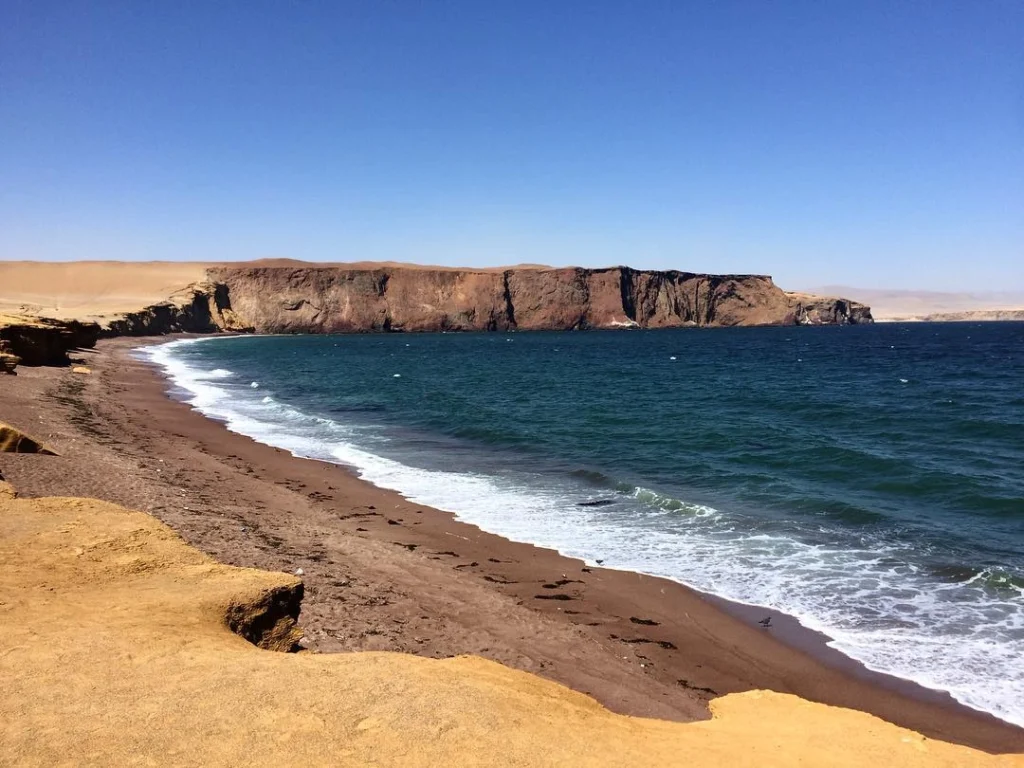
[331,441,1024,727]
[142,338,1024,728]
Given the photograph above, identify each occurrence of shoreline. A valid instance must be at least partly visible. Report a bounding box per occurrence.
[137,333,1001,715]
[1,335,1022,753]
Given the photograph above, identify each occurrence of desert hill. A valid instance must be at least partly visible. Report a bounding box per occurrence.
[811,286,1024,322]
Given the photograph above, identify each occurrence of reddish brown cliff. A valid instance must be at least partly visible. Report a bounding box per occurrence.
[206,265,872,334]
[1,262,872,340]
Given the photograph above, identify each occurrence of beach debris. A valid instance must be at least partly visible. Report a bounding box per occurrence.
[630,617,660,626]
[610,634,677,650]
[294,568,305,577]
[71,366,91,375]
[677,679,718,695]
[483,575,518,584]
[758,616,772,628]
[542,579,582,588]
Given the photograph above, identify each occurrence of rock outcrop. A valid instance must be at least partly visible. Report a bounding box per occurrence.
[0,422,56,454]
[0,340,19,374]
[101,281,251,337]
[1,487,1015,766]
[0,314,100,367]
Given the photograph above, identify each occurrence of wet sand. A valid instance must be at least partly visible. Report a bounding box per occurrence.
[1,335,1022,753]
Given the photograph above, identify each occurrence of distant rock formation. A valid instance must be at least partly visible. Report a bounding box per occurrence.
[89,265,871,336]
[211,265,872,333]
[888,310,1024,323]
[0,262,872,341]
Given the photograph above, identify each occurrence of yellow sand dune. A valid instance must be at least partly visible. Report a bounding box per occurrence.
[0,483,1020,767]
[0,260,212,322]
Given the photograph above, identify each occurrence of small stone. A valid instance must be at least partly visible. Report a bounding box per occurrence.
[294,568,305,576]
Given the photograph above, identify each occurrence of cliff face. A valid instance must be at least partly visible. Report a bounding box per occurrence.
[205,266,872,334]
[1,262,873,340]
[101,282,251,337]
[0,314,100,369]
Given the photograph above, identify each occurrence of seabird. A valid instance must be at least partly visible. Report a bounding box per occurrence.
[758,616,772,628]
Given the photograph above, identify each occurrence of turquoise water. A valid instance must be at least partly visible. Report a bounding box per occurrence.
[146,323,1024,725]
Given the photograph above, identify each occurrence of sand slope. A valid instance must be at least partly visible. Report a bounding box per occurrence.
[1,482,1019,767]
[0,261,212,322]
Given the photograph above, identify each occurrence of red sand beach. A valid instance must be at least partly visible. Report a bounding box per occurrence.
[1,336,1022,754]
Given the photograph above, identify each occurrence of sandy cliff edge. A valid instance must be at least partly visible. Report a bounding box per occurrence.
[0,479,1019,767]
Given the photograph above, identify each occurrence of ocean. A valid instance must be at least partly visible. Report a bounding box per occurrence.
[144,323,1024,726]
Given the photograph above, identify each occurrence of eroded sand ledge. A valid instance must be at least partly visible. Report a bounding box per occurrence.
[0,480,1021,766]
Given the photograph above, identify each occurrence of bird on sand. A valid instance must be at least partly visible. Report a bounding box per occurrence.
[758,616,772,628]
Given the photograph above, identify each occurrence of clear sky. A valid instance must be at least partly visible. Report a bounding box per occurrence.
[1,1,1021,290]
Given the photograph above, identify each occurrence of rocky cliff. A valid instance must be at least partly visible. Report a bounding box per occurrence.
[1,262,873,340]
[140,265,870,335]
[0,314,100,370]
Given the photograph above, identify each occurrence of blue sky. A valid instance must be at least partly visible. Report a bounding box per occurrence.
[1,1,1021,290]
